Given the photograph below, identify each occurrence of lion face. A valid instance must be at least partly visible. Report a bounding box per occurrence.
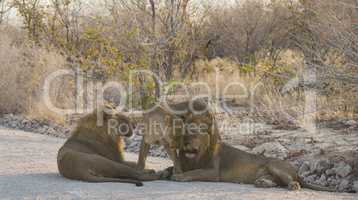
[181,133,210,160]
[180,110,216,161]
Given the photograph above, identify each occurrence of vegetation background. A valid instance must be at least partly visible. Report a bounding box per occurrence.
[0,0,358,193]
[0,0,357,126]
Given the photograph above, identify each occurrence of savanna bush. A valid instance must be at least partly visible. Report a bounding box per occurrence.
[0,27,72,122]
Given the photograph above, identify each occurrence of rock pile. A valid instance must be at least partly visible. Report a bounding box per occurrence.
[0,114,71,138]
[298,158,357,192]
[1,114,357,193]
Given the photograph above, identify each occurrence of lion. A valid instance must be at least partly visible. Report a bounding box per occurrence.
[172,131,336,192]
[136,98,213,175]
[57,109,160,186]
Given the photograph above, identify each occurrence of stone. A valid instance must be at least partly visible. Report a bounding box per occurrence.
[333,161,352,178]
[327,177,339,186]
[37,127,48,134]
[345,120,358,127]
[252,142,289,159]
[311,159,331,174]
[298,162,311,177]
[325,168,335,176]
[304,175,317,183]
[232,145,251,152]
[353,181,358,193]
[23,121,32,130]
[10,121,18,128]
[47,127,56,136]
[337,179,351,192]
[316,174,327,186]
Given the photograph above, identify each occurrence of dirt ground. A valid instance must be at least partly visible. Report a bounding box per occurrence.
[0,127,357,200]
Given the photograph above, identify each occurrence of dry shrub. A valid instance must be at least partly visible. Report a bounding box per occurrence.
[0,27,75,123]
[190,58,258,99]
[180,58,307,124]
[0,30,30,114]
[189,57,358,125]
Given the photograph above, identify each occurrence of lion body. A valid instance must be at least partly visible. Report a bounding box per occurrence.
[57,111,159,186]
[137,98,213,174]
[175,133,334,191]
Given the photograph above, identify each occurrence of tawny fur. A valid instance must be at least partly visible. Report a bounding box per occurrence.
[173,133,336,191]
[137,98,214,175]
[57,110,160,186]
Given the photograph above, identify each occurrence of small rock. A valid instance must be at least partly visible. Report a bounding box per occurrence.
[37,127,48,134]
[232,145,251,152]
[353,181,358,192]
[334,161,352,178]
[311,159,331,174]
[326,168,335,176]
[337,179,351,192]
[316,174,327,186]
[345,120,358,127]
[252,142,289,159]
[327,177,339,186]
[10,121,17,128]
[49,127,58,135]
[305,175,317,183]
[292,159,303,169]
[298,162,311,177]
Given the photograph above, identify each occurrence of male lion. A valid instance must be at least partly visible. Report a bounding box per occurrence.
[172,132,336,192]
[137,98,213,175]
[57,110,160,186]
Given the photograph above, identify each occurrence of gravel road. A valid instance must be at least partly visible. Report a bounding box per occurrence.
[0,127,356,200]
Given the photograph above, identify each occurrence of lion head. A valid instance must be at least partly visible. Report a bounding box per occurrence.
[74,109,135,142]
[179,110,221,167]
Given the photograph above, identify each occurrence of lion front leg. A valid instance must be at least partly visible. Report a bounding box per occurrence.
[137,139,150,171]
[163,142,183,174]
[171,169,220,182]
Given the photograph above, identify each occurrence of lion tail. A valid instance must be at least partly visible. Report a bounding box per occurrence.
[86,175,143,186]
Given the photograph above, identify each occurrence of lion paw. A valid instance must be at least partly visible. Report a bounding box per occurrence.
[171,174,192,182]
[288,181,301,191]
[157,167,173,180]
[254,178,277,188]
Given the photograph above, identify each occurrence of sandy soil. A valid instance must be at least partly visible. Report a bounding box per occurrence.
[0,127,356,200]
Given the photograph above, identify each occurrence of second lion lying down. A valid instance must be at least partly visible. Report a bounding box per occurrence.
[171,130,336,192]
[57,110,160,186]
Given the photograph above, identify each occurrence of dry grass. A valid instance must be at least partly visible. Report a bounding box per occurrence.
[0,26,74,124]
[176,58,357,125]
[0,27,356,126]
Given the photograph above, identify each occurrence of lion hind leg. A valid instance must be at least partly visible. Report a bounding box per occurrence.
[81,152,160,182]
[60,151,146,186]
[267,163,301,191]
[162,141,183,174]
